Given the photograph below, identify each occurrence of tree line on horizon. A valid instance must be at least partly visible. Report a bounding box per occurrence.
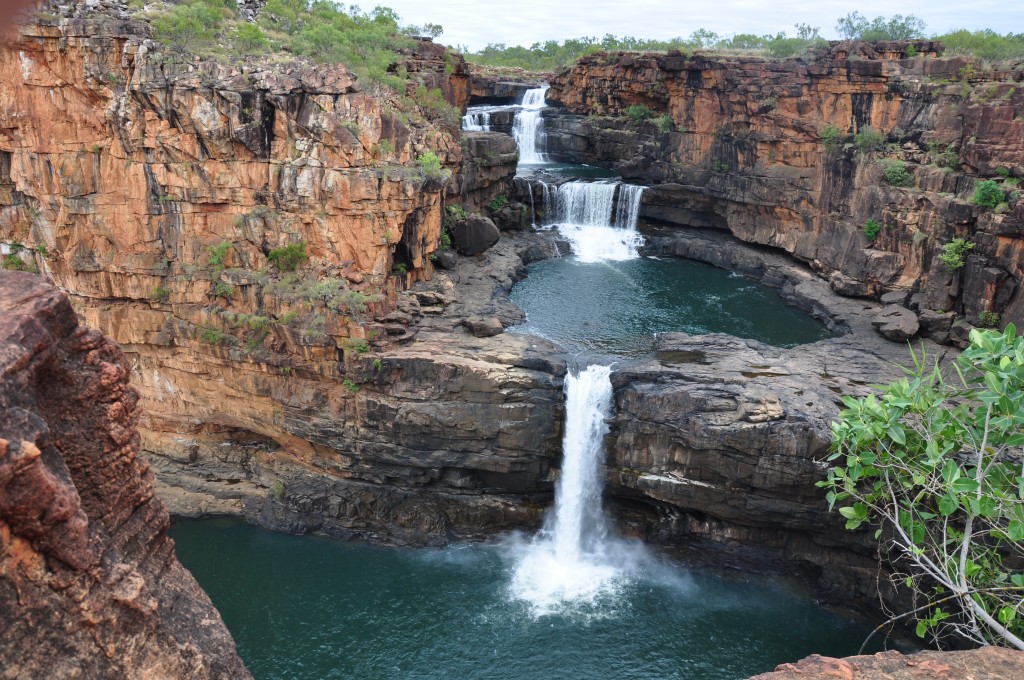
[465,12,1024,70]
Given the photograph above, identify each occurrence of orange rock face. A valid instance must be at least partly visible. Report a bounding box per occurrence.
[547,43,1024,328]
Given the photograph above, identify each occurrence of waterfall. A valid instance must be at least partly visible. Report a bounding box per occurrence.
[462,109,491,132]
[511,364,625,614]
[538,181,646,262]
[513,86,549,164]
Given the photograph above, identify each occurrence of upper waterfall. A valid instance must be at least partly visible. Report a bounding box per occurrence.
[513,86,549,164]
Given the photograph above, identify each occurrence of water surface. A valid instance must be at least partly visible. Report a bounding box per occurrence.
[171,518,873,680]
[509,256,830,354]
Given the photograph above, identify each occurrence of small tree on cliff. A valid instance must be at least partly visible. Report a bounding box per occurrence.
[821,325,1024,650]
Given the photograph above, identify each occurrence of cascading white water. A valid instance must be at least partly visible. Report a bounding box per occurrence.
[511,364,629,614]
[462,110,491,132]
[539,181,646,262]
[513,86,549,164]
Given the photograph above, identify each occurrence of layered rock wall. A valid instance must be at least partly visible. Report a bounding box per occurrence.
[546,44,1024,333]
[0,271,250,679]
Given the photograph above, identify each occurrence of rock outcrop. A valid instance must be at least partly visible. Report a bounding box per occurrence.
[750,647,1024,679]
[543,45,1024,337]
[0,272,251,679]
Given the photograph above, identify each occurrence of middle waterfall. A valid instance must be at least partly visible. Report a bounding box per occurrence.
[541,181,646,262]
[513,86,549,164]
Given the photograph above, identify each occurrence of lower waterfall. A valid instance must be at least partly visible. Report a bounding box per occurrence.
[510,364,640,615]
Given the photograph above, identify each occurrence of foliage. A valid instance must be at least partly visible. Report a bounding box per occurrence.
[392,262,407,275]
[446,204,468,220]
[624,104,653,121]
[881,159,914,188]
[416,151,445,178]
[271,479,285,499]
[267,242,308,271]
[488,194,509,212]
[821,326,1024,649]
[979,311,1002,328]
[211,280,234,298]
[439,228,452,251]
[207,241,231,269]
[151,0,229,55]
[864,219,882,241]
[972,180,1006,209]
[854,126,885,153]
[151,286,171,301]
[656,114,674,133]
[233,21,269,53]
[2,253,27,271]
[939,238,975,271]
[820,124,845,152]
[937,30,1024,61]
[835,12,927,41]
[342,378,361,393]
[344,338,369,354]
[199,327,230,345]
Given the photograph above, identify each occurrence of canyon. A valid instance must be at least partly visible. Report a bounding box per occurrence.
[3,1,1024,676]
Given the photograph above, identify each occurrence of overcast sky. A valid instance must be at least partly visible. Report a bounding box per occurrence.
[374,0,1024,52]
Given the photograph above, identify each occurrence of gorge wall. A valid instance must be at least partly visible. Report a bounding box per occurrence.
[544,42,1024,335]
[0,271,250,678]
[0,2,559,546]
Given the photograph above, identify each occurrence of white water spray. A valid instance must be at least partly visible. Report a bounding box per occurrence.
[513,86,549,164]
[511,364,638,615]
[462,109,491,132]
[539,181,646,262]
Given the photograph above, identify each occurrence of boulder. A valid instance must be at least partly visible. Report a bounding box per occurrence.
[449,216,500,256]
[463,315,504,337]
[871,304,919,341]
[879,290,910,306]
[918,309,955,341]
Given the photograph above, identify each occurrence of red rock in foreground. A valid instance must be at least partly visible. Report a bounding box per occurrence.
[750,647,1024,679]
[0,271,250,678]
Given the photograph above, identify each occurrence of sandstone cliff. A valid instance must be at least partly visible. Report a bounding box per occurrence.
[0,271,251,679]
[545,43,1024,335]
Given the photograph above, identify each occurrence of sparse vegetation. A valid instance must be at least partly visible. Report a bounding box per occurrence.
[656,115,674,133]
[416,151,445,178]
[938,238,975,271]
[979,310,1001,328]
[267,242,308,271]
[863,218,882,241]
[854,126,885,153]
[151,285,171,301]
[881,159,913,188]
[488,194,509,212]
[820,124,845,152]
[624,104,653,121]
[971,180,1005,209]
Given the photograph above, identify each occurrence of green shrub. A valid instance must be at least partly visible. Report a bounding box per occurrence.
[152,0,227,56]
[342,379,361,393]
[863,219,882,241]
[150,286,171,301]
[392,262,407,275]
[2,253,27,271]
[854,125,885,153]
[979,310,1001,328]
[624,104,653,121]
[881,159,913,188]
[344,338,370,354]
[200,327,228,345]
[446,204,468,220]
[267,242,308,271]
[488,194,509,212]
[820,124,845,152]
[938,238,974,270]
[439,228,452,251]
[233,22,269,54]
[656,114,674,133]
[416,151,444,178]
[971,180,1005,209]
[271,479,285,499]
[207,241,231,269]
[212,280,234,298]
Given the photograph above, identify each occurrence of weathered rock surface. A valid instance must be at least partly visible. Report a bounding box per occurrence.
[452,131,519,214]
[750,647,1024,679]
[608,228,958,607]
[544,45,1024,328]
[872,304,920,341]
[0,272,250,679]
[448,214,501,255]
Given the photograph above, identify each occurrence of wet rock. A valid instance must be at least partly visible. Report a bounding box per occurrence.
[872,304,919,341]
[463,315,504,337]
[448,215,501,256]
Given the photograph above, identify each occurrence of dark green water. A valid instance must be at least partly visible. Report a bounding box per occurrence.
[509,257,830,354]
[171,518,872,680]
